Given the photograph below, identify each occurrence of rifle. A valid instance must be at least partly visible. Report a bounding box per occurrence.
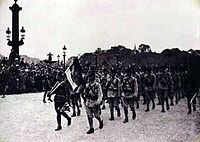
[190,92,198,104]
[47,81,65,100]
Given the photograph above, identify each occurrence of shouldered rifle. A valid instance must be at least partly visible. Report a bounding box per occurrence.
[47,81,65,100]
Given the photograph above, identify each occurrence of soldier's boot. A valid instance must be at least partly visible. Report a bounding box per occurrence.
[136,100,139,109]
[188,107,192,114]
[87,128,94,134]
[145,106,150,112]
[67,117,71,126]
[175,93,178,104]
[77,109,81,116]
[97,117,103,129]
[157,95,161,105]
[145,100,150,112]
[161,103,165,113]
[178,92,181,101]
[87,118,94,134]
[152,100,155,110]
[109,109,114,120]
[55,125,62,131]
[170,98,174,106]
[43,91,47,103]
[132,110,136,120]
[55,115,62,131]
[116,107,121,117]
[71,110,76,117]
[61,112,71,126]
[157,99,161,105]
[166,99,170,110]
[193,105,196,111]
[187,99,192,114]
[123,109,128,123]
[142,95,146,104]
[2,95,5,98]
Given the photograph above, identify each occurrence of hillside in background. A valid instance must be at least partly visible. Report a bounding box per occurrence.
[20,55,40,64]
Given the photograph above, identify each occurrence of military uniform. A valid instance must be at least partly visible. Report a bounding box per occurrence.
[144,71,156,112]
[121,71,138,123]
[42,74,52,103]
[155,71,161,105]
[171,71,181,105]
[84,72,103,134]
[133,72,140,109]
[71,85,83,117]
[106,71,121,120]
[186,57,200,114]
[140,72,146,104]
[50,77,71,131]
[100,72,108,110]
[157,69,172,112]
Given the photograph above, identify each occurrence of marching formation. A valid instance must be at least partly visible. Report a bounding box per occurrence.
[43,60,199,134]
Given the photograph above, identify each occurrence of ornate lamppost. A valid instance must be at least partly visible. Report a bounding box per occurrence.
[63,45,67,69]
[6,0,25,62]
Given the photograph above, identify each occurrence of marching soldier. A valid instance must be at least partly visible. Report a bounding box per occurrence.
[171,70,181,105]
[100,69,108,110]
[71,86,82,117]
[106,68,121,120]
[155,68,162,105]
[132,69,140,109]
[140,69,146,105]
[47,72,72,131]
[121,68,138,123]
[185,56,200,114]
[84,72,103,134]
[42,73,52,103]
[144,67,156,112]
[157,68,172,113]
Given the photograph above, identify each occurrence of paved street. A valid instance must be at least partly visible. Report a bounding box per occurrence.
[0,93,199,142]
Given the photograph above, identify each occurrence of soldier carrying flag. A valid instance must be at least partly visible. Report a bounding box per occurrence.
[47,71,72,131]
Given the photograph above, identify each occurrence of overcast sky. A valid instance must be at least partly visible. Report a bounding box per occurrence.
[0,0,199,60]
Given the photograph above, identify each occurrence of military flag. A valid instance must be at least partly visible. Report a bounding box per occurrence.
[65,56,84,90]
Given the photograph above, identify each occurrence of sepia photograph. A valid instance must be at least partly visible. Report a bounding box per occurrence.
[0,0,199,142]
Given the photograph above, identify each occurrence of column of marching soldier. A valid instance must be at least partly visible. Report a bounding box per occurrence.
[44,65,198,134]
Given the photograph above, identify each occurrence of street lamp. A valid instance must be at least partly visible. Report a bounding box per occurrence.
[6,27,11,41]
[57,54,60,64]
[20,26,25,40]
[63,45,67,69]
